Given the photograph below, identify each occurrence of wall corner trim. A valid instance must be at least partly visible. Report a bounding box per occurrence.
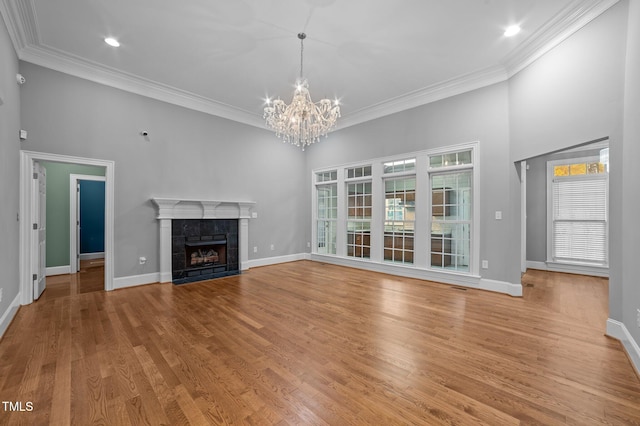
[606,318,640,376]
[0,293,22,340]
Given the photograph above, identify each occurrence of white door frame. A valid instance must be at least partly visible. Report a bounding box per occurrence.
[520,160,527,274]
[70,174,107,273]
[19,150,115,305]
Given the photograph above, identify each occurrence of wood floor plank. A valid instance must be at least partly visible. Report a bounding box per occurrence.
[1,261,640,425]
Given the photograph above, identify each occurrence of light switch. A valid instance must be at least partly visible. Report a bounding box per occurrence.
[495,211,502,220]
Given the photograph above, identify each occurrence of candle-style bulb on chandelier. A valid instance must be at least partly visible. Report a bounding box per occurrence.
[263,32,340,150]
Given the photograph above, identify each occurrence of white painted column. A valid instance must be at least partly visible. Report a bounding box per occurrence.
[159,219,173,282]
[239,218,249,271]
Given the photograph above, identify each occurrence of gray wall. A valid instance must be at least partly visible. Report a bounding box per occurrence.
[306,82,521,286]
[621,0,640,350]
[19,63,308,278]
[0,15,21,322]
[509,1,628,325]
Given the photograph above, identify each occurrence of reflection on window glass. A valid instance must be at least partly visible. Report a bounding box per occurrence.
[347,181,372,259]
[346,165,372,179]
[384,177,415,264]
[430,171,472,272]
[570,163,586,175]
[430,150,472,168]
[317,184,337,254]
[554,162,607,177]
[316,170,337,182]
[383,158,416,174]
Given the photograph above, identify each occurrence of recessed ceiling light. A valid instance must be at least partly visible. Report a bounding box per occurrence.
[104,37,120,47]
[504,25,521,37]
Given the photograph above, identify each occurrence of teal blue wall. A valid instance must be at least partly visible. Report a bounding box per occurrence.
[41,162,105,267]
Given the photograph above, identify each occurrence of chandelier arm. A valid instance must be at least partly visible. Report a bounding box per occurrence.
[264,32,339,150]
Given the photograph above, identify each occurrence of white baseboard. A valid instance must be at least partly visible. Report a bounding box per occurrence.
[0,293,21,340]
[46,265,70,276]
[526,260,609,277]
[79,252,104,260]
[310,254,522,297]
[113,272,160,290]
[606,318,640,376]
[243,253,309,269]
[526,261,547,271]
[479,278,523,297]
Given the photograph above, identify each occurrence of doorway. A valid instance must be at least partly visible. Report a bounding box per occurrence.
[70,174,106,273]
[520,138,610,277]
[19,150,115,306]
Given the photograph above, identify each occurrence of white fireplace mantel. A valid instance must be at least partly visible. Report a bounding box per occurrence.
[151,198,256,283]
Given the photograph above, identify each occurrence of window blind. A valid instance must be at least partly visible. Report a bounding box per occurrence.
[552,177,607,264]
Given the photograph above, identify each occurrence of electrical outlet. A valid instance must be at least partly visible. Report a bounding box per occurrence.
[270,244,275,251]
[253,246,257,253]
[0,288,3,303]
[307,242,311,248]
[482,260,489,269]
[139,256,147,265]
[637,309,640,328]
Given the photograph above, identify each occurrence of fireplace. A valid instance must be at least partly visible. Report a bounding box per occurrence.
[172,219,239,284]
[151,198,255,285]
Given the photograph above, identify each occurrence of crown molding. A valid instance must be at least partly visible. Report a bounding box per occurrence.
[502,0,620,77]
[1,0,621,131]
[17,43,266,129]
[0,0,38,49]
[337,65,509,130]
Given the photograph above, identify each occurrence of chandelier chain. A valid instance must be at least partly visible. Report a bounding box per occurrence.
[298,33,305,79]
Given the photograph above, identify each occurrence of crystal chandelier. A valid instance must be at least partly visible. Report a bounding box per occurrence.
[264,33,340,150]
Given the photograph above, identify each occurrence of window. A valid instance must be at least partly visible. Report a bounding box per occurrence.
[316,171,337,255]
[384,177,415,264]
[548,158,608,266]
[312,143,478,279]
[346,181,372,258]
[383,158,415,174]
[430,172,472,271]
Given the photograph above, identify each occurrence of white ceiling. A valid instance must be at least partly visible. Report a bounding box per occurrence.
[0,0,618,130]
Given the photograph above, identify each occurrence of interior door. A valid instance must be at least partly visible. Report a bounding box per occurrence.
[33,162,47,300]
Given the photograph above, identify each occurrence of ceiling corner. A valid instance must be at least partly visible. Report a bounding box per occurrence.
[0,0,39,53]
[502,0,621,78]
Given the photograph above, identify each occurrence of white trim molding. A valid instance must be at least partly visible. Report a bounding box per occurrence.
[45,265,70,276]
[0,293,21,340]
[151,198,256,283]
[526,260,609,278]
[113,273,161,290]
[311,254,522,297]
[244,253,310,270]
[606,319,640,376]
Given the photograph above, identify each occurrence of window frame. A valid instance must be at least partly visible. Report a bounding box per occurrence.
[546,156,609,267]
[345,167,373,259]
[312,141,479,278]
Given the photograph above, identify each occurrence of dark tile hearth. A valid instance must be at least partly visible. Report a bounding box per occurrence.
[171,219,239,284]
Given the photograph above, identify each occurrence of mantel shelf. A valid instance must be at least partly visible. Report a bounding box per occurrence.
[151,198,256,220]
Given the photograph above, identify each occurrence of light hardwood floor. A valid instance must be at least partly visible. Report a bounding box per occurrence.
[1,261,639,425]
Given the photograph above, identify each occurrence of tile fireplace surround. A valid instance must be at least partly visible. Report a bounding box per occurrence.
[151,198,255,283]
